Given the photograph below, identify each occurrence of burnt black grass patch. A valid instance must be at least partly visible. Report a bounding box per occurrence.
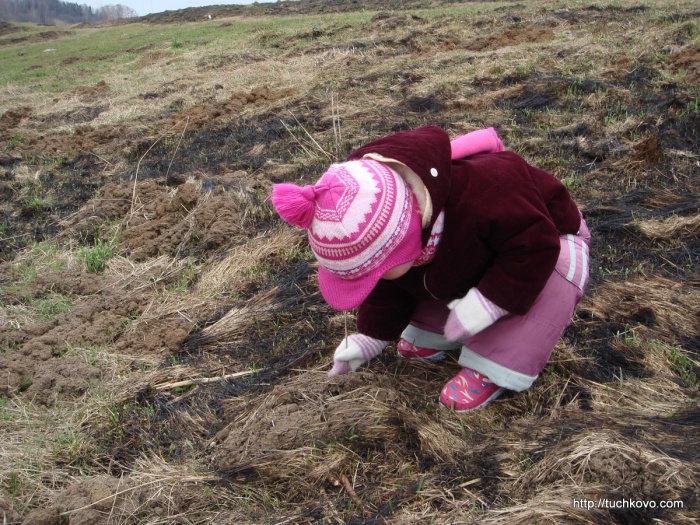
[404,94,446,114]
[0,157,103,259]
[93,387,223,474]
[584,192,699,281]
[185,255,333,367]
[124,117,293,180]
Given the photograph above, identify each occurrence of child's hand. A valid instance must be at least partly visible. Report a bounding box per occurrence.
[444,288,508,341]
[327,334,390,377]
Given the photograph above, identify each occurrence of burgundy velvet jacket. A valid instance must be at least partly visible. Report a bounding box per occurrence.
[346,125,582,342]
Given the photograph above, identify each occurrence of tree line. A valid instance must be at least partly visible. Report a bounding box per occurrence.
[0,0,138,25]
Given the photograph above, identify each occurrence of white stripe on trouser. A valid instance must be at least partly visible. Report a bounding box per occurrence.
[566,234,577,282]
[579,241,589,291]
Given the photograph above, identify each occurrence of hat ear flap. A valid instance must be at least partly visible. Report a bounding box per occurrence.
[271,183,316,229]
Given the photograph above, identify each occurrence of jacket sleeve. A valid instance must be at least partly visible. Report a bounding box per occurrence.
[357,279,417,341]
[475,180,562,315]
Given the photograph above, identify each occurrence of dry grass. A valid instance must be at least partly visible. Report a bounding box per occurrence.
[635,212,700,240]
[193,228,306,297]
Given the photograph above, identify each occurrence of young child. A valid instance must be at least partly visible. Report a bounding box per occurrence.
[271,125,590,412]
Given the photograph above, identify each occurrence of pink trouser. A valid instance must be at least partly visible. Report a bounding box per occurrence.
[400,221,590,391]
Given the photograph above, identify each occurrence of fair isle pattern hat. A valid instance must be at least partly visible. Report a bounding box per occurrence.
[271,159,422,310]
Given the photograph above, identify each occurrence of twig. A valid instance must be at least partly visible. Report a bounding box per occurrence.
[59,475,213,516]
[106,473,123,523]
[90,152,113,167]
[0,232,32,242]
[130,119,187,218]
[130,136,164,218]
[286,110,334,161]
[331,92,342,157]
[340,474,370,517]
[550,378,571,417]
[154,369,260,391]
[280,119,315,159]
[165,116,190,180]
[60,479,161,515]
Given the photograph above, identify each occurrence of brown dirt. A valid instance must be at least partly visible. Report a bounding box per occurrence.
[166,86,295,129]
[0,174,265,404]
[65,179,248,260]
[0,271,150,404]
[0,86,291,161]
[0,106,33,131]
[667,43,700,82]
[72,80,110,99]
[0,119,135,157]
[21,474,206,525]
[23,475,121,525]
[464,26,555,52]
[0,21,21,36]
[0,30,73,46]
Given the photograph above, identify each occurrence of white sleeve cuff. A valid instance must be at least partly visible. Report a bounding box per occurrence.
[452,288,508,336]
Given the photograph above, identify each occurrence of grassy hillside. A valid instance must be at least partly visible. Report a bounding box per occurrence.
[0,1,698,523]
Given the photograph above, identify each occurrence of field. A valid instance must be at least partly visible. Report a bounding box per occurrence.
[0,0,699,523]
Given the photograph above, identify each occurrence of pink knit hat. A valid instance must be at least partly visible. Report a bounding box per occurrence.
[271,159,422,310]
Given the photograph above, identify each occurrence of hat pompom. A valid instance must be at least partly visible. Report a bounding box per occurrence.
[271,183,316,229]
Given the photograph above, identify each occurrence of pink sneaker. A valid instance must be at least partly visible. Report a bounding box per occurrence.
[439,368,504,412]
[397,338,447,361]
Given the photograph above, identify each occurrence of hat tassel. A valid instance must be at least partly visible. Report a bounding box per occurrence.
[270,183,317,229]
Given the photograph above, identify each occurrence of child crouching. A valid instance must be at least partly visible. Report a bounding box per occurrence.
[271,125,590,412]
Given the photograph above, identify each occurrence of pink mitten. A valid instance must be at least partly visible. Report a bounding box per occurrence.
[328,334,390,377]
[450,127,504,160]
[444,288,508,341]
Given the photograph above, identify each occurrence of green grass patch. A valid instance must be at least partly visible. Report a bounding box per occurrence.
[77,238,116,273]
[666,345,698,389]
[35,293,73,321]
[0,3,504,92]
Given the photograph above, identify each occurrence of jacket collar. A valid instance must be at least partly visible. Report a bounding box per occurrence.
[347,125,452,236]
